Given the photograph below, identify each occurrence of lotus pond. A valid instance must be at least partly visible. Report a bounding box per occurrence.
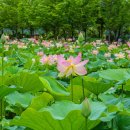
[1,35,130,130]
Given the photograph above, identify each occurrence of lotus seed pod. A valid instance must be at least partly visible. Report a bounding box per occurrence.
[82,98,91,117]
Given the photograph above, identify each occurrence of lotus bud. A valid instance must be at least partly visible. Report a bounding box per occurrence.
[77,32,84,44]
[32,58,35,63]
[81,98,91,117]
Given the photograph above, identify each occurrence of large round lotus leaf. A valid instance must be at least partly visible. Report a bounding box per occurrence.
[11,100,100,130]
[83,76,113,95]
[99,69,130,81]
[116,111,130,130]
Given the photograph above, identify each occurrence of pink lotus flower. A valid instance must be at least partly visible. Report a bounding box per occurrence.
[37,51,44,57]
[42,41,51,47]
[112,42,118,45]
[56,43,63,48]
[57,53,88,77]
[29,38,38,44]
[52,55,58,62]
[17,42,27,49]
[40,55,55,65]
[127,42,130,47]
[107,58,113,62]
[10,40,17,44]
[108,45,118,50]
[126,50,130,54]
[67,38,73,42]
[96,40,102,44]
[127,54,130,59]
[115,53,125,59]
[104,52,111,58]
[76,46,80,48]
[92,50,99,55]
[92,42,97,47]
[4,45,9,51]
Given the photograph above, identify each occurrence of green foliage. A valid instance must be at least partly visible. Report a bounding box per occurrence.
[0,0,130,39]
[84,76,113,95]
[29,92,54,110]
[0,86,16,99]
[10,101,100,130]
[6,91,33,108]
[1,33,130,129]
[6,71,44,92]
[116,111,130,130]
[39,76,70,96]
[99,69,130,82]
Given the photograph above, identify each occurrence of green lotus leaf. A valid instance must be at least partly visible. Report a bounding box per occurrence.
[39,77,70,96]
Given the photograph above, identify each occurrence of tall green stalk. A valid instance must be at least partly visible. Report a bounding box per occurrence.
[0,99,3,130]
[85,118,88,130]
[1,42,4,86]
[82,77,85,100]
[0,38,5,130]
[29,60,35,72]
[70,75,73,102]
[121,84,124,102]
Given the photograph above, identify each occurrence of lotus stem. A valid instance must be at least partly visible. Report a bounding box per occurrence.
[1,42,4,86]
[82,77,85,100]
[70,75,73,102]
[85,118,88,130]
[0,53,3,129]
[0,99,3,130]
[96,94,99,100]
[0,40,4,130]
[121,84,124,102]
[29,60,35,72]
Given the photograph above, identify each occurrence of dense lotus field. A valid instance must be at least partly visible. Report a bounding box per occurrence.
[1,34,130,130]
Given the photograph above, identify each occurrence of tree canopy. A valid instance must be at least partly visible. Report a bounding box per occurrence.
[0,0,130,41]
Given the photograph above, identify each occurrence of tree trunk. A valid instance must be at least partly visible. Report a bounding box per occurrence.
[71,24,74,41]
[100,24,104,39]
[63,29,66,40]
[15,28,18,38]
[84,29,87,42]
[22,28,24,37]
[98,27,101,38]
[1,29,3,34]
[30,27,34,37]
[116,27,121,41]
[53,27,56,39]
[108,30,111,43]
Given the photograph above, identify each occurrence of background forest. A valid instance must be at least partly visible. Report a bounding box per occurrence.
[0,0,130,42]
